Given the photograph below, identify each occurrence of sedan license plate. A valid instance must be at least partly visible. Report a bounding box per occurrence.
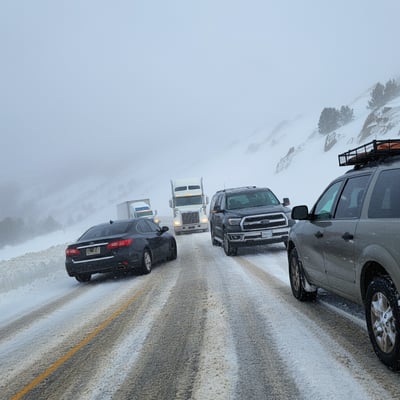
[261,230,272,238]
[86,246,100,256]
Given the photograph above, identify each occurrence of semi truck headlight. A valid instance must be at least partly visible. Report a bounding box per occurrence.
[228,218,241,226]
[200,216,209,223]
[173,220,182,227]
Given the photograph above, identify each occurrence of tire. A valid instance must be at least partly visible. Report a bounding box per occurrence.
[75,273,91,283]
[211,235,219,246]
[288,248,317,301]
[141,249,152,275]
[168,238,177,260]
[211,227,219,246]
[365,276,400,370]
[223,232,237,256]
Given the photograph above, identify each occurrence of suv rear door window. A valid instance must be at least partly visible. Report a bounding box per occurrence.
[335,175,370,219]
[368,168,400,218]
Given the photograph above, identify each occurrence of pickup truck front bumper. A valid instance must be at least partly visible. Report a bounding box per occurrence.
[226,227,289,246]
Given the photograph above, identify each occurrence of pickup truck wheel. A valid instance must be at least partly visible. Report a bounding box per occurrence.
[75,273,91,283]
[141,249,152,274]
[223,233,237,256]
[211,228,219,246]
[365,276,400,370]
[289,248,317,301]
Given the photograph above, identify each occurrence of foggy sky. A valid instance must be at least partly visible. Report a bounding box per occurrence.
[1,0,400,196]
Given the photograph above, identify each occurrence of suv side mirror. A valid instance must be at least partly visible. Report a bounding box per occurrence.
[283,197,290,206]
[291,205,309,220]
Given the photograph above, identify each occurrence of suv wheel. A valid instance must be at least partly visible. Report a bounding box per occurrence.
[289,248,317,301]
[366,276,400,370]
[223,232,237,256]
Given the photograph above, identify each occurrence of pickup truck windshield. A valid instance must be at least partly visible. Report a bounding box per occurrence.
[226,190,279,210]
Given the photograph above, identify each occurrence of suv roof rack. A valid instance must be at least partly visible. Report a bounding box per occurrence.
[338,139,400,167]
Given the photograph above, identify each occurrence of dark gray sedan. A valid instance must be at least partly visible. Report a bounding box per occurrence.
[65,219,177,282]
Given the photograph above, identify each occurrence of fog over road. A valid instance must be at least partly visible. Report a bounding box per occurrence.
[1,232,399,400]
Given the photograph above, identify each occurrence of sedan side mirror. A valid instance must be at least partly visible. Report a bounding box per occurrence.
[159,226,169,234]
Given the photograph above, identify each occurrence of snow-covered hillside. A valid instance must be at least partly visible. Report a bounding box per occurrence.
[2,87,400,262]
[40,89,400,222]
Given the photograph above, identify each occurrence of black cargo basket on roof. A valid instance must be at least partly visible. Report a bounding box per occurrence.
[338,139,400,167]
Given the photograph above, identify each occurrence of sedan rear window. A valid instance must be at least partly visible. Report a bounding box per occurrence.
[79,222,133,240]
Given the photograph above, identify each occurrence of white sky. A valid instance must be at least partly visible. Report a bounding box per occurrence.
[1,0,400,202]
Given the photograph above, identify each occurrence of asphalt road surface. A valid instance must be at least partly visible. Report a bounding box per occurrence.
[1,232,400,400]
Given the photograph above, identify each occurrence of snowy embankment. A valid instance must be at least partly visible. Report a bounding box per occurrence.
[0,244,67,293]
[0,229,81,326]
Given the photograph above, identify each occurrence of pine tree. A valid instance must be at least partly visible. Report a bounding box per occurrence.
[368,82,385,109]
[339,105,354,125]
[383,79,400,102]
[318,107,340,134]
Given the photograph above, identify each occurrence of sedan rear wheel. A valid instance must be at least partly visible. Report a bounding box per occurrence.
[366,276,400,370]
[141,249,152,275]
[75,273,91,283]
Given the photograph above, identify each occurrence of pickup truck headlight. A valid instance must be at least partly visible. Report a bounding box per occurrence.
[228,218,241,226]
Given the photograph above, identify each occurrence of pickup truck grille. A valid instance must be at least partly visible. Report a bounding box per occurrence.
[242,213,288,231]
[182,212,200,224]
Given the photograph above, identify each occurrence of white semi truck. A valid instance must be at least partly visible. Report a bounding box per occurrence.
[117,199,160,224]
[169,177,209,234]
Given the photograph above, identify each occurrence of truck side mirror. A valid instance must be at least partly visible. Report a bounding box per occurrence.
[283,198,290,206]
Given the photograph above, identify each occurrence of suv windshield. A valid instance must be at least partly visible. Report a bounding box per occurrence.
[226,190,279,210]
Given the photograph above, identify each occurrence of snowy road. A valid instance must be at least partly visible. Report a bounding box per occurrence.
[1,232,399,399]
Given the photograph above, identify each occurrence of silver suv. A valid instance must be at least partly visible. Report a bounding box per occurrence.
[288,139,400,370]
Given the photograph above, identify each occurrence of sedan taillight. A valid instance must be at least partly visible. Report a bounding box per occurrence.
[66,248,81,256]
[107,238,133,250]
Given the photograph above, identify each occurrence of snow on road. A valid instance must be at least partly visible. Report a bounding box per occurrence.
[0,231,398,399]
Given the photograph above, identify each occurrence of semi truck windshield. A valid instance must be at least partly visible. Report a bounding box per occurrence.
[175,195,203,207]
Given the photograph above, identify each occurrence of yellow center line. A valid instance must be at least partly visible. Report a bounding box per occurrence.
[11,287,145,400]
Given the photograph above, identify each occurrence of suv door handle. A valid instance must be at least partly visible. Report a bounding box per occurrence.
[314,231,323,238]
[342,232,354,241]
